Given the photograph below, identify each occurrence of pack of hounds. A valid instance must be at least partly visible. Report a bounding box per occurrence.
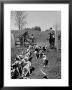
[11,44,49,79]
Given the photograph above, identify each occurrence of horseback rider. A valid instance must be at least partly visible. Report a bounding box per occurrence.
[23,31,28,43]
[49,32,55,48]
[30,34,34,43]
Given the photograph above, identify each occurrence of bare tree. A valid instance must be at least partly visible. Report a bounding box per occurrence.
[15,11,27,30]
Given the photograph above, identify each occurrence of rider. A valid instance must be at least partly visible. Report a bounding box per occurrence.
[49,32,55,48]
[30,34,34,43]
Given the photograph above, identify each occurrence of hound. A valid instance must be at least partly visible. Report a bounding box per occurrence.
[26,45,31,52]
[42,54,47,61]
[42,54,48,67]
[24,52,30,61]
[22,61,31,77]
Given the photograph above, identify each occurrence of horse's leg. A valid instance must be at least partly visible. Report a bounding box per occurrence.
[52,38,55,48]
[49,39,51,48]
[50,41,52,48]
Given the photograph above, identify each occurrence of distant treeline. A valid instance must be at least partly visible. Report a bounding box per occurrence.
[24,26,41,31]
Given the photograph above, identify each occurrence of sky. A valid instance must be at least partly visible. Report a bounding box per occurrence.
[11,11,61,31]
